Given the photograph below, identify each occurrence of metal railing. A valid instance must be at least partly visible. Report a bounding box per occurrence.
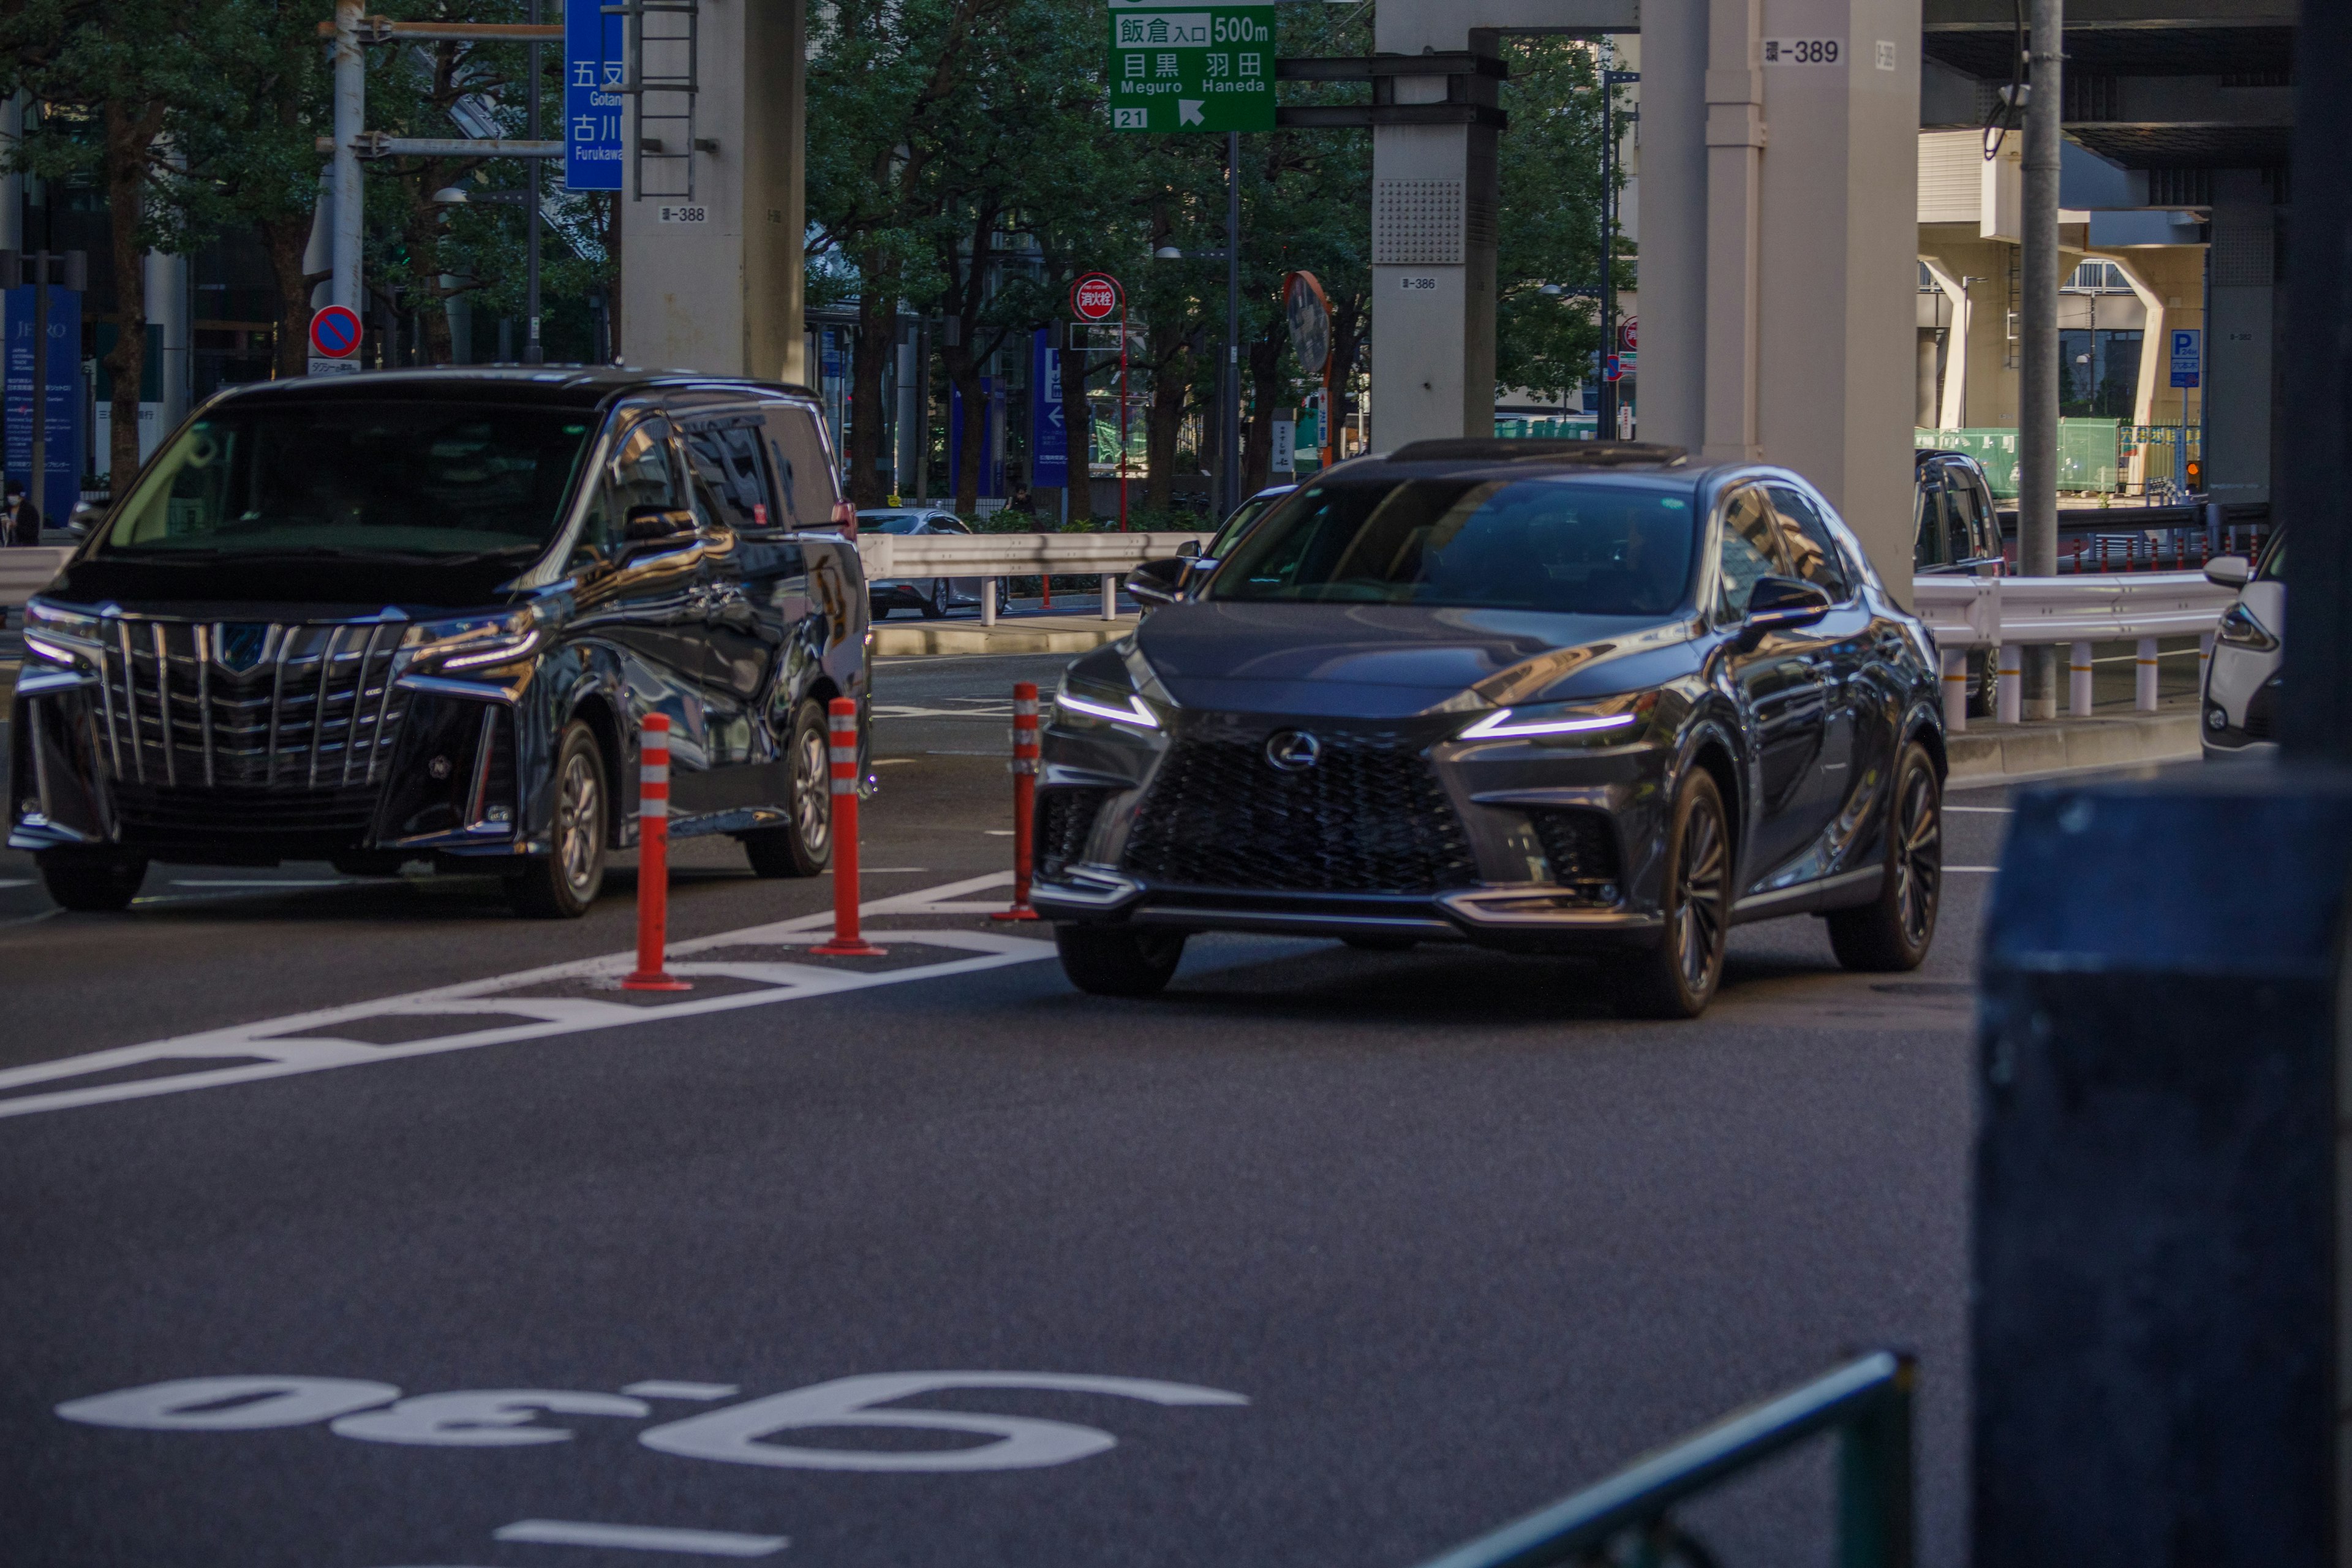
[1410,1352,1915,1568]
[855,530,1213,625]
[1912,569,2233,726]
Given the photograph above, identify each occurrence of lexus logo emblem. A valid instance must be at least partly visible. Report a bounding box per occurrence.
[1265,730,1321,771]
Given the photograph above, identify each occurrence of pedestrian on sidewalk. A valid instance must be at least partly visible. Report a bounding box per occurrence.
[4,483,42,545]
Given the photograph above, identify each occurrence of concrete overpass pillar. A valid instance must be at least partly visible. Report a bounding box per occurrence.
[1365,13,1502,450]
[1642,0,1921,597]
[619,0,807,383]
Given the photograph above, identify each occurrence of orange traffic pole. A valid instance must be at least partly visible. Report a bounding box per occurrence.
[993,681,1041,921]
[811,697,885,957]
[622,714,691,992]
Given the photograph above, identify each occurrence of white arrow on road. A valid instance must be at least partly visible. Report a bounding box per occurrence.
[1178,99,1204,125]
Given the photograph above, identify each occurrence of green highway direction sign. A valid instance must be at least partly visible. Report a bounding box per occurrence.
[1107,1,1276,133]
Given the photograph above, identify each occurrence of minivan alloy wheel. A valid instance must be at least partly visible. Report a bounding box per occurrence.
[556,748,603,899]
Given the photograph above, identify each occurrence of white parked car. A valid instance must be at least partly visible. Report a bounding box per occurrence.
[2201,529,2284,759]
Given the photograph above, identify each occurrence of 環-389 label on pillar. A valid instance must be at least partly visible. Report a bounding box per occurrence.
[1107,2,1276,133]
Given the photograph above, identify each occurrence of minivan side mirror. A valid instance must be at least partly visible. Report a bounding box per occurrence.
[2204,554,2252,589]
[624,505,699,546]
[1740,576,1833,643]
[1175,540,1200,558]
[1125,557,1190,608]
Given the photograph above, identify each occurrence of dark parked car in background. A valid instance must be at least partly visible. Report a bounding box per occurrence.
[1036,440,1948,1019]
[11,368,870,916]
[1915,447,2003,712]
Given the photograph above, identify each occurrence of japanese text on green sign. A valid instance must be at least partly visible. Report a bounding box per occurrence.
[1107,4,1276,133]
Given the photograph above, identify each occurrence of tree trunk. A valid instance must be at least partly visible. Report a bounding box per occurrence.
[1144,328,1190,511]
[846,254,895,506]
[940,342,987,514]
[1241,321,1284,494]
[258,214,317,380]
[100,100,164,489]
[1059,344,1093,524]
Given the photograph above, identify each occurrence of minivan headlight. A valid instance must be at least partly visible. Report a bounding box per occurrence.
[22,601,102,669]
[407,610,541,671]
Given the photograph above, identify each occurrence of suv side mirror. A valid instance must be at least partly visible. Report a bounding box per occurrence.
[2204,554,2252,589]
[1125,557,1190,608]
[624,505,698,546]
[1741,576,1832,641]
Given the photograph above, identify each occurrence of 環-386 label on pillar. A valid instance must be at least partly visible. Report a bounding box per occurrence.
[1107,2,1276,133]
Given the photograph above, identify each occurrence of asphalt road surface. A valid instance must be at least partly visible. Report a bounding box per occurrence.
[0,653,2196,1568]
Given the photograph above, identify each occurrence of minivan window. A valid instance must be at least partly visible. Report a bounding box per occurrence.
[576,417,682,560]
[1210,476,1697,616]
[763,405,840,528]
[99,401,594,559]
[683,423,772,532]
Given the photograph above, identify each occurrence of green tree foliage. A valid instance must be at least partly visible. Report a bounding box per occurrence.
[1494,37,1616,402]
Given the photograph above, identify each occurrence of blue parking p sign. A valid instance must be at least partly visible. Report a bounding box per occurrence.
[2169,328,2200,389]
[565,0,624,192]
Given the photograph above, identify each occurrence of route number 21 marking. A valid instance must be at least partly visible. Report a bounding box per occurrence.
[57,1372,1248,1472]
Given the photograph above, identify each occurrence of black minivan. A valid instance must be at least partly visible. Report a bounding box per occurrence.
[10,368,870,916]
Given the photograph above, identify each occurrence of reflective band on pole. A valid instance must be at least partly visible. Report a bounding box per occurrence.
[812,696,885,956]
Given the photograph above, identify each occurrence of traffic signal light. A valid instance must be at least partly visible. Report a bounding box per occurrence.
[2185,458,2203,491]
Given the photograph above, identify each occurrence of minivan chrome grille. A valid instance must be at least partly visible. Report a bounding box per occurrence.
[96,620,409,791]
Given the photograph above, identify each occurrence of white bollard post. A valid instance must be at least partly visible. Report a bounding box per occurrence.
[1997,643,2023,725]
[2070,639,2095,717]
[981,578,997,628]
[1942,648,1969,733]
[2136,636,2160,711]
[1100,573,1118,621]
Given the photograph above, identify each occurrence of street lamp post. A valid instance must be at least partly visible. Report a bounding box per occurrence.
[1225,129,1240,520]
[524,0,544,363]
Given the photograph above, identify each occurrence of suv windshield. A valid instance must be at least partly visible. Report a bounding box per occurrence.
[1210,475,1697,615]
[96,401,595,560]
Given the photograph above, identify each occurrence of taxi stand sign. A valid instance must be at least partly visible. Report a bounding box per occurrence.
[1107,0,1276,133]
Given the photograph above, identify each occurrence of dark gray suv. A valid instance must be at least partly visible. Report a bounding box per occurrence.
[1031,440,1947,1018]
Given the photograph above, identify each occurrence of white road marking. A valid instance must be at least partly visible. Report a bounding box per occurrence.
[861,867,932,873]
[1947,865,2000,873]
[622,1381,742,1401]
[872,701,1012,720]
[493,1520,787,1556]
[1945,805,2015,814]
[0,876,33,888]
[0,874,1047,1121]
[870,757,916,765]
[982,829,1016,836]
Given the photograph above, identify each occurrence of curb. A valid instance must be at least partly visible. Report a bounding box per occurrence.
[1947,710,2200,783]
[870,622,1131,657]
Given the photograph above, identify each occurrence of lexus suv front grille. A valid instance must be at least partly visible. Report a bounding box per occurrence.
[95,620,409,792]
[1122,729,1477,894]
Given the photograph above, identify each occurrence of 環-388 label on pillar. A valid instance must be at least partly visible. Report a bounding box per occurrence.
[1107,1,1276,133]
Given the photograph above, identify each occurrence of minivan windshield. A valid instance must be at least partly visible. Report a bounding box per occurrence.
[1210,475,1698,616]
[96,401,595,560]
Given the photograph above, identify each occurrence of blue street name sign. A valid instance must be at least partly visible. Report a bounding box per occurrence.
[565,0,625,192]
[2169,328,2200,390]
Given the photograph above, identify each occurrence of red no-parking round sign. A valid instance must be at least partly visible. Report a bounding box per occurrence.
[310,304,363,360]
[1620,315,1638,352]
[1070,273,1121,322]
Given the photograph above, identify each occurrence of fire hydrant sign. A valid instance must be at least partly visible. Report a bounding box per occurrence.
[1107,1,1276,133]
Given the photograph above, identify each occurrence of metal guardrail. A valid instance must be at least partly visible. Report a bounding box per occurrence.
[1912,570,2234,652]
[853,530,1212,577]
[1411,1352,1915,1568]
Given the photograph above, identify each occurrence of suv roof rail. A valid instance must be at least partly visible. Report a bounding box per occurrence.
[1385,438,1689,467]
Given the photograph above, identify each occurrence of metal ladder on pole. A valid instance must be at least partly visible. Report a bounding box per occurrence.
[603,0,699,201]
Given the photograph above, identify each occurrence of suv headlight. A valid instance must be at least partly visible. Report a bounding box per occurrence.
[21,601,103,670]
[1456,691,1656,741]
[2215,602,2278,652]
[407,609,542,671]
[1054,671,1159,730]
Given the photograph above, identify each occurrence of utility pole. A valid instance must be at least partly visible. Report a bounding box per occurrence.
[1224,129,1241,518]
[331,0,364,311]
[2016,0,2062,718]
[1599,69,1637,439]
[524,0,545,363]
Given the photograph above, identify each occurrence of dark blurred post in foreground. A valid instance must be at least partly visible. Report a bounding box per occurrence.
[1970,3,2351,1558]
